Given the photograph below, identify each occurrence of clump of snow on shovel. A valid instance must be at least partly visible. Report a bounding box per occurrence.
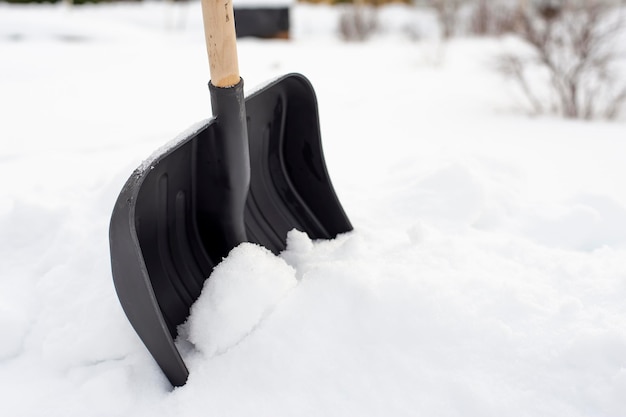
[181,243,297,356]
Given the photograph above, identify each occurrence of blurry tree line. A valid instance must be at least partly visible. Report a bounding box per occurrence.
[1,0,141,4]
[4,0,624,119]
[337,0,626,120]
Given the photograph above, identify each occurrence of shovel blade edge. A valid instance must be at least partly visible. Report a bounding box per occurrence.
[245,73,352,252]
[110,120,219,388]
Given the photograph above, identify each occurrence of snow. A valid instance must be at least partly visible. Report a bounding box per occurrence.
[181,242,298,357]
[1,1,626,416]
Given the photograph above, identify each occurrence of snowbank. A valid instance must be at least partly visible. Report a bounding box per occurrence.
[1,2,626,417]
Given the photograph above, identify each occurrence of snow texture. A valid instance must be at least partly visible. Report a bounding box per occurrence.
[180,243,297,357]
[1,2,626,417]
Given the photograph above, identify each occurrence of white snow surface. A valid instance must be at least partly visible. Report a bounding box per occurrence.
[1,2,626,416]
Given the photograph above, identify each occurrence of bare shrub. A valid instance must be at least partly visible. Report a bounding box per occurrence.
[338,3,378,41]
[497,0,626,120]
[428,0,467,39]
[468,0,520,36]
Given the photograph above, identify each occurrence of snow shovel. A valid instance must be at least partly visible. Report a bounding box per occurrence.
[109,0,351,387]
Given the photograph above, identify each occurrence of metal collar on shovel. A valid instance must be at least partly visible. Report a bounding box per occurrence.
[109,0,352,387]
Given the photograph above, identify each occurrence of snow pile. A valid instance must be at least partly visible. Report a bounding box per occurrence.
[169,226,626,417]
[1,2,626,417]
[182,243,297,357]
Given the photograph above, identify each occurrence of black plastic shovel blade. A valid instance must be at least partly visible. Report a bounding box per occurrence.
[109,73,352,387]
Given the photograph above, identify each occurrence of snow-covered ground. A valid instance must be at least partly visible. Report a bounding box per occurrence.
[1,2,626,416]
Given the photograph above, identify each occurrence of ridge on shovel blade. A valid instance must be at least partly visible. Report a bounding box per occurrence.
[109,73,352,387]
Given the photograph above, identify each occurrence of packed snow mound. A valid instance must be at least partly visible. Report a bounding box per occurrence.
[181,243,297,357]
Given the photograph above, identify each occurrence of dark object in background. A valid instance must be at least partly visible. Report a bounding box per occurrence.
[234,7,290,39]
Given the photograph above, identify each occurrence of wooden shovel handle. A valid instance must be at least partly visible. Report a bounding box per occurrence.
[201,0,241,88]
